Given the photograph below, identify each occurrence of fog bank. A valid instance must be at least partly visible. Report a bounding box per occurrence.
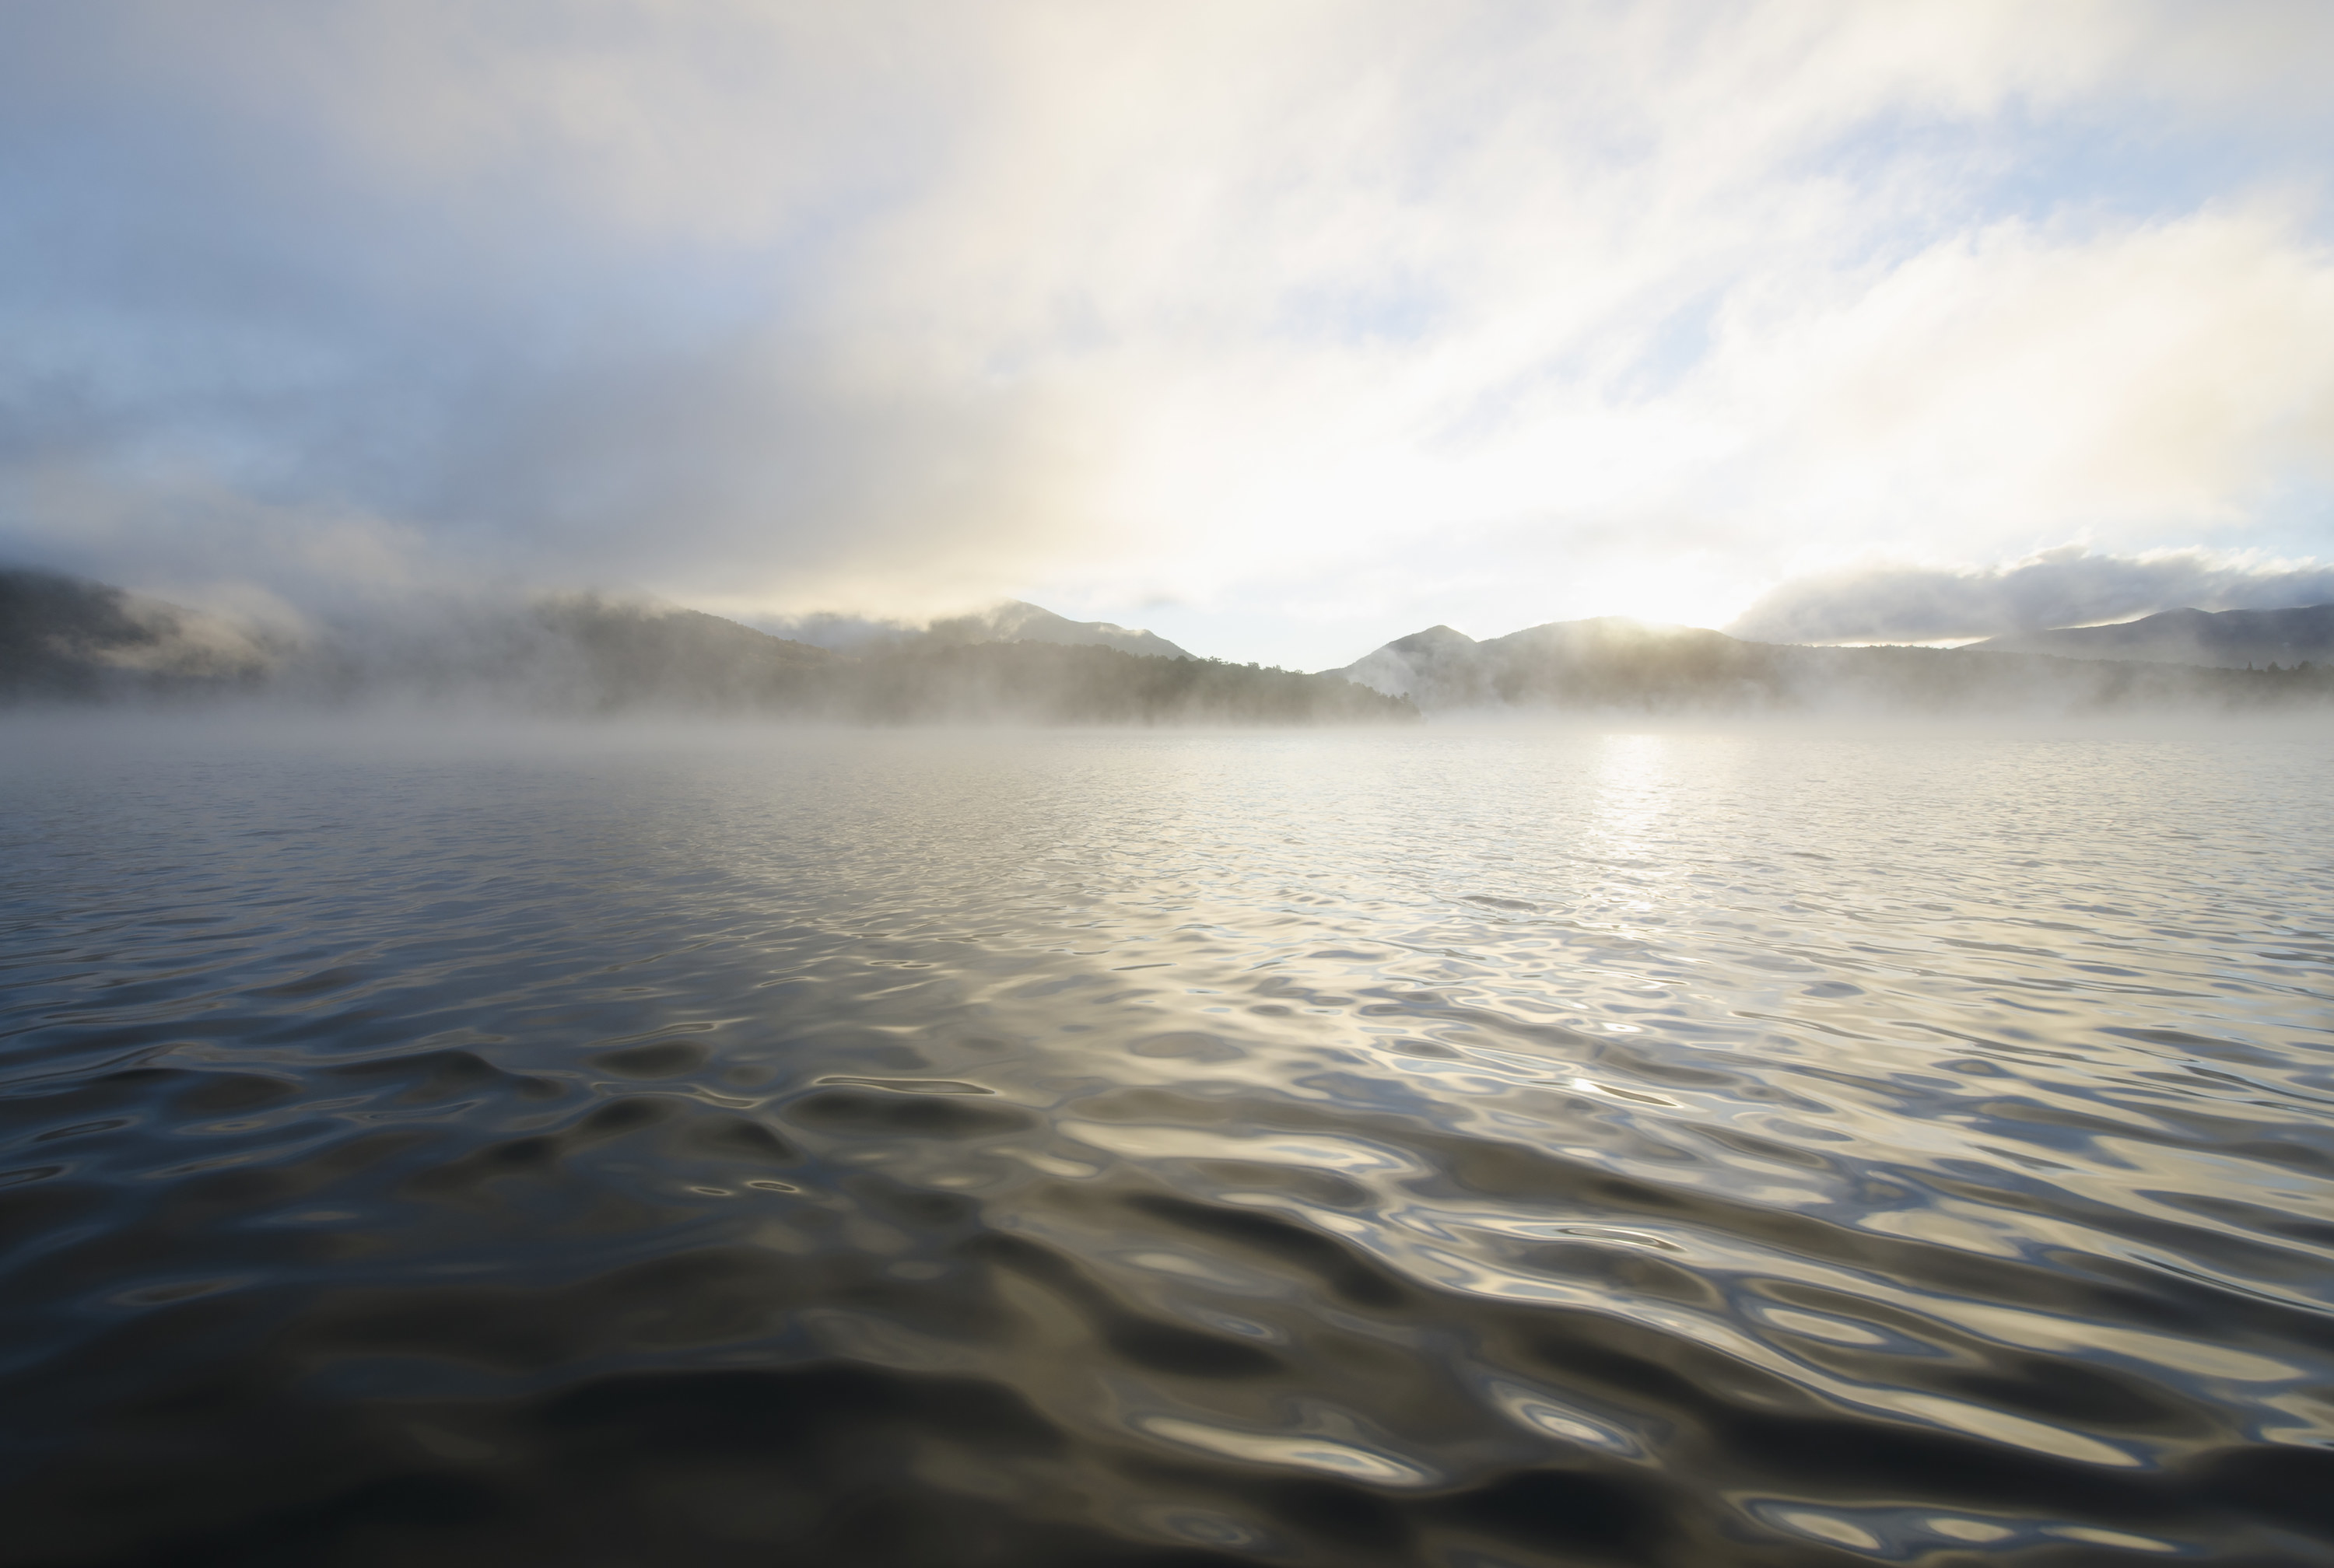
[0,569,1408,726]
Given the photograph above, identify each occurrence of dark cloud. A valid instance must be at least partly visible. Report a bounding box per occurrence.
[1726,548,2334,643]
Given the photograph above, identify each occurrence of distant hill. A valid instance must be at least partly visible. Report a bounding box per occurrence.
[528,596,839,709]
[0,569,1401,724]
[927,600,1191,660]
[763,600,1190,660]
[16,567,2329,723]
[1329,614,2334,715]
[1333,625,1486,707]
[841,642,1410,725]
[1329,617,1787,709]
[1966,604,2334,669]
[0,568,275,701]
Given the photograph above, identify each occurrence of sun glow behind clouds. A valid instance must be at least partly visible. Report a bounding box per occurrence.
[1578,566,1750,635]
[1,0,2331,665]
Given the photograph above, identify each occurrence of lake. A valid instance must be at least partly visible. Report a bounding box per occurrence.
[3,719,2332,1566]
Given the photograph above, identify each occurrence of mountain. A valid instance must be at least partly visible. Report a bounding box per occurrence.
[836,641,1409,724]
[1328,618,1774,709]
[927,600,1191,659]
[1965,604,2334,669]
[763,600,1190,660]
[0,576,843,711]
[1333,625,1485,706]
[0,568,275,701]
[1328,614,2334,715]
[0,569,1404,724]
[16,567,2329,723]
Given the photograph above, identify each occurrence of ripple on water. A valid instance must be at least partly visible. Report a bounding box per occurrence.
[2,724,2332,1565]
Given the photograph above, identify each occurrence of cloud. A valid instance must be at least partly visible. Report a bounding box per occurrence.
[0,0,2330,663]
[1687,204,2334,551]
[1725,546,2334,643]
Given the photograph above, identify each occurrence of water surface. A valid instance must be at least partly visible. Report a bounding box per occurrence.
[3,722,2332,1566]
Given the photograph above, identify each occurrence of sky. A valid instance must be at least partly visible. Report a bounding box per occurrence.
[2,0,2331,669]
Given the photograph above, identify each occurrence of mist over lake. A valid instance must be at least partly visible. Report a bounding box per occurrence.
[9,0,2334,1559]
[5,719,2331,1566]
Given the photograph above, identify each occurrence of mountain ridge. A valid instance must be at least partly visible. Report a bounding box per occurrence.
[0,569,1400,725]
[1323,607,2334,715]
[1964,604,2334,669]
[9,565,2332,719]
[757,600,1190,660]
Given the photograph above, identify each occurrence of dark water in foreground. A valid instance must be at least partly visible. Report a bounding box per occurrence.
[4,722,2332,1567]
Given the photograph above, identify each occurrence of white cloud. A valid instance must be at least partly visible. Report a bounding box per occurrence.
[1689,203,2334,551]
[1,1,2329,663]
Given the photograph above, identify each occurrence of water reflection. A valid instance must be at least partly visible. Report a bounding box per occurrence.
[2,723,2331,1564]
